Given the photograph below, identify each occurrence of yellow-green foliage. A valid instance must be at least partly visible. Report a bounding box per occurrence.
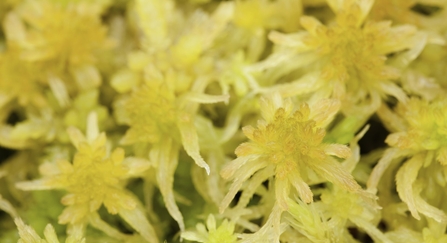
[1,0,447,242]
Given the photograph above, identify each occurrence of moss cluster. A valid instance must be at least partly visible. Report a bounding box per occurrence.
[1,0,447,242]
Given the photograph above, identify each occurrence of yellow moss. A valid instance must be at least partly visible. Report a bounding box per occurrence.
[220,94,360,212]
[121,84,178,144]
[386,98,447,163]
[16,113,158,242]
[369,97,447,223]
[6,0,110,77]
[181,214,237,243]
[256,0,423,115]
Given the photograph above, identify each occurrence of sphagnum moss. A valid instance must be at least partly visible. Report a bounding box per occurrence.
[1,0,447,242]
